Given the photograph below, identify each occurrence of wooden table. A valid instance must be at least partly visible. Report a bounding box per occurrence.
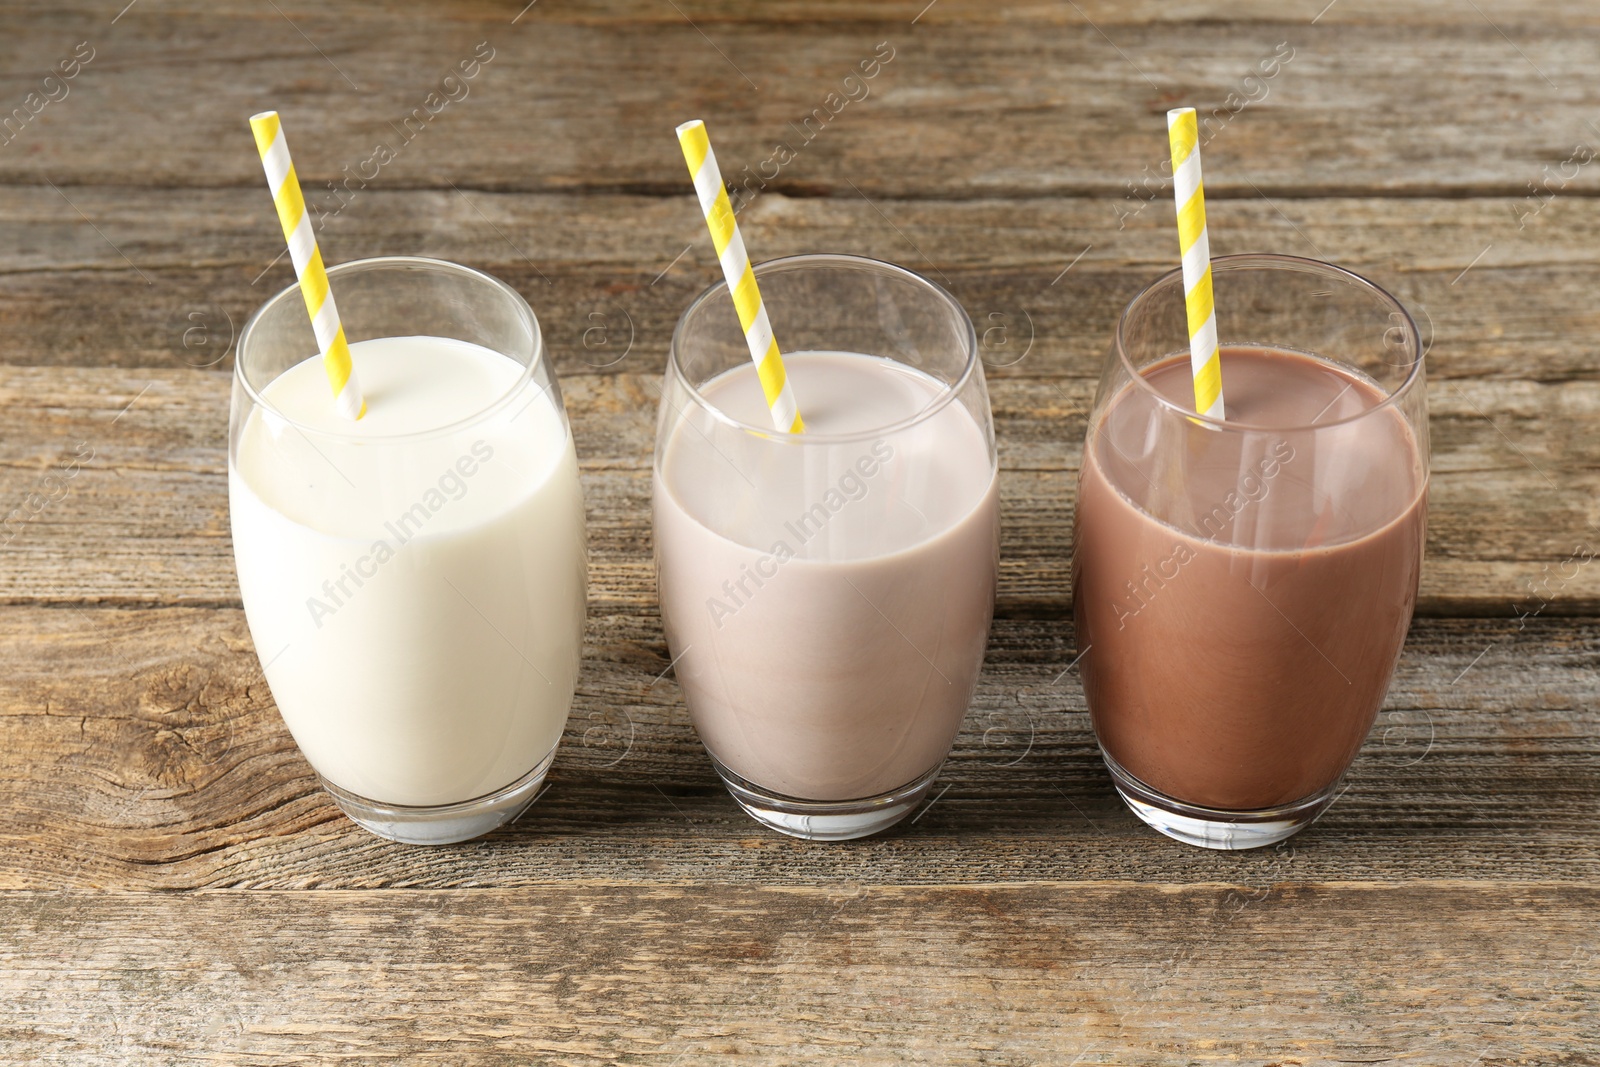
[3,1,1597,1062]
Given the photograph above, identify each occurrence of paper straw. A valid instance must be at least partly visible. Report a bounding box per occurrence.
[249,111,366,421]
[675,119,803,434]
[1166,107,1224,420]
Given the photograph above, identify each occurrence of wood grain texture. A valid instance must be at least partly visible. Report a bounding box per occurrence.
[2,884,1597,1065]
[1,190,1595,382]
[2,1,1597,1060]
[1,4,1597,198]
[2,606,1595,891]
[17,0,1600,23]
[2,363,1597,614]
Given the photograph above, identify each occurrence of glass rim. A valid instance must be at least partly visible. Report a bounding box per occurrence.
[666,253,980,445]
[235,255,544,445]
[1113,253,1425,434]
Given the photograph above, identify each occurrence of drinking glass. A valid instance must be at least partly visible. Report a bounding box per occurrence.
[654,254,999,840]
[1074,254,1428,849]
[229,257,587,844]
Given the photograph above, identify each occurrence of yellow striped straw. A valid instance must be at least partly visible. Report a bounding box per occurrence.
[248,111,366,421]
[675,119,803,434]
[1166,107,1225,420]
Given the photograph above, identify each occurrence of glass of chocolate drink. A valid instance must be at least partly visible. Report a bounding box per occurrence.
[1073,254,1428,849]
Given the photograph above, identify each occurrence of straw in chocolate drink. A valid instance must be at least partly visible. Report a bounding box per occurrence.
[1166,107,1225,420]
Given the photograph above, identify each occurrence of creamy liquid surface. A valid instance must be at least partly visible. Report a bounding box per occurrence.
[655,352,999,800]
[1075,346,1426,809]
[230,336,586,806]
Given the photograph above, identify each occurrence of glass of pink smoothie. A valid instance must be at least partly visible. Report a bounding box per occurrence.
[1074,254,1429,849]
[654,254,999,840]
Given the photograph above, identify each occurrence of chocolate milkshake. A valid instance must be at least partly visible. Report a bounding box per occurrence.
[1074,345,1427,812]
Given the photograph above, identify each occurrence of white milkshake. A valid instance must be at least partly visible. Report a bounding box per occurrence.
[230,334,586,808]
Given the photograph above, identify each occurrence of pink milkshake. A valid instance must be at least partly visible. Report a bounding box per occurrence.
[653,255,997,839]
[657,351,998,799]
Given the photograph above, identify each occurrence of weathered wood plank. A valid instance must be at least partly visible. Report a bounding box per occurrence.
[1,883,1595,1064]
[1,190,1595,386]
[1,8,1598,198]
[0,2,1591,1059]
[2,366,1596,613]
[1,606,1594,891]
[15,0,1600,24]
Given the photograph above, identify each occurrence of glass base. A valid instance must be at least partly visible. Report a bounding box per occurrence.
[709,757,944,841]
[1102,748,1343,850]
[319,749,556,845]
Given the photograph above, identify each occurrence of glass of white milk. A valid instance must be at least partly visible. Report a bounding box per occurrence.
[229,257,587,843]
